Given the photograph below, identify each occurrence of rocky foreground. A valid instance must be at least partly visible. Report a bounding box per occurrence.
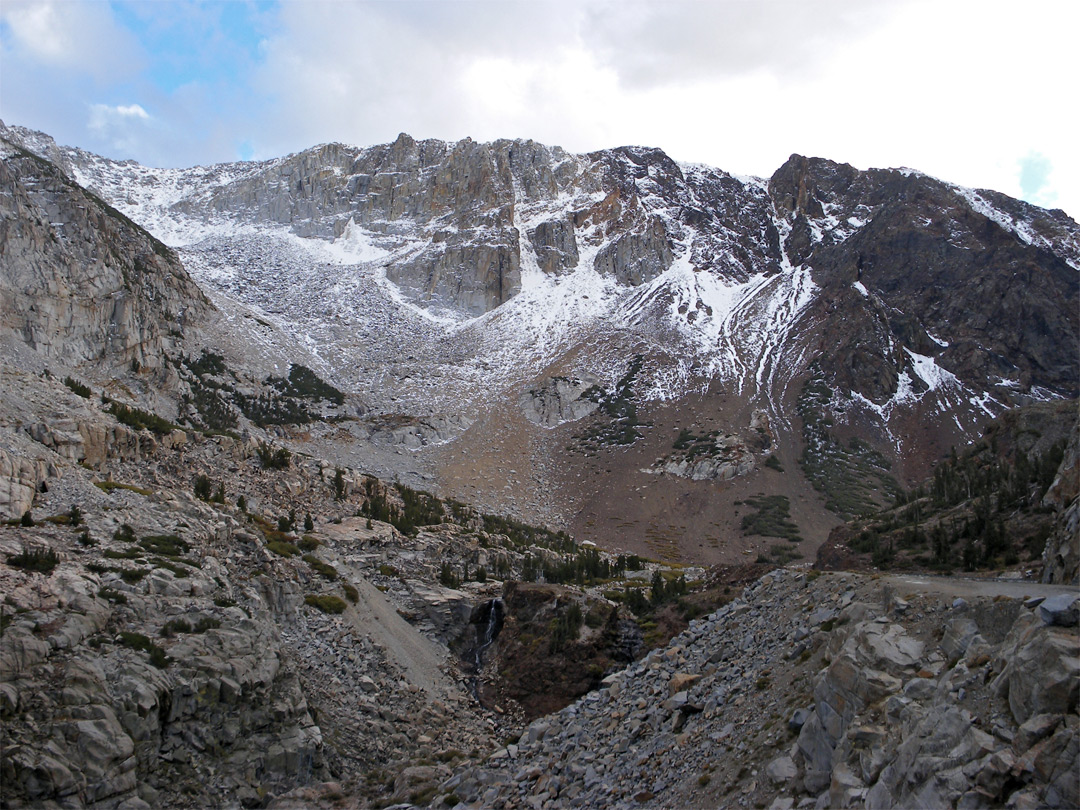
[441,568,1079,810]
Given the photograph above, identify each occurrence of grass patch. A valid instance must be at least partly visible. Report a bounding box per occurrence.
[139,534,190,557]
[267,540,300,557]
[304,593,347,614]
[303,554,338,580]
[342,583,359,603]
[94,481,153,496]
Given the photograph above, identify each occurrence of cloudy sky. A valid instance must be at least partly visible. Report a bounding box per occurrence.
[2,0,1076,216]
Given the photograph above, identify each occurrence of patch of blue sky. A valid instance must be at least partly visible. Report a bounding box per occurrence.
[110,0,279,94]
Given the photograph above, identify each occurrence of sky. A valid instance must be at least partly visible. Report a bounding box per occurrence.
[1,0,1077,218]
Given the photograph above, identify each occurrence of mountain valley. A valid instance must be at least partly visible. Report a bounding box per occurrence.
[0,120,1077,809]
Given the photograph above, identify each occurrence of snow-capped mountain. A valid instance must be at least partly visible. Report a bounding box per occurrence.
[2,120,1077,558]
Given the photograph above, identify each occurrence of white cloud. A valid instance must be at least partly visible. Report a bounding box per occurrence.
[2,0,1077,217]
[0,0,144,81]
[87,102,155,155]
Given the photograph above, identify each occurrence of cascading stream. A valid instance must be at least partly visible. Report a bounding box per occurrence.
[465,598,503,704]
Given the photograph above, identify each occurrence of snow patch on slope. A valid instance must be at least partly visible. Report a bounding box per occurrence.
[952,184,1080,271]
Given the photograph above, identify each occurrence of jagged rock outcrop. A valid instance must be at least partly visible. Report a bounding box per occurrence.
[518,377,600,428]
[528,217,579,276]
[770,153,1080,401]
[443,569,1080,809]
[0,448,53,519]
[1042,418,1080,585]
[0,136,209,373]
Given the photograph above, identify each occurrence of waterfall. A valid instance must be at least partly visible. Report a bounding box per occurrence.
[465,598,503,704]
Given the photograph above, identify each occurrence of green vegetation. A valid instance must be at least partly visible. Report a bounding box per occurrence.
[304,593,348,614]
[268,540,301,557]
[672,427,721,460]
[343,583,359,603]
[574,354,648,451]
[118,631,170,668]
[360,481,445,537]
[63,376,92,398]
[847,434,1068,572]
[269,364,345,406]
[548,602,584,653]
[439,562,461,589]
[756,544,804,565]
[481,513,574,552]
[140,534,190,557]
[6,544,60,574]
[113,523,137,543]
[740,495,802,541]
[797,371,901,517]
[256,442,292,470]
[161,616,220,637]
[303,554,338,580]
[193,474,213,501]
[765,454,784,472]
[178,354,344,430]
[107,402,178,435]
[94,480,153,497]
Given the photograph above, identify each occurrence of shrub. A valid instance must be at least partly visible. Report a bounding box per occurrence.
[343,583,359,603]
[267,540,300,557]
[63,376,92,398]
[303,554,338,580]
[107,402,177,435]
[113,524,137,543]
[304,513,314,532]
[161,618,192,637]
[119,631,170,668]
[98,587,127,604]
[94,481,152,496]
[256,442,291,470]
[6,544,59,573]
[194,474,213,501]
[139,534,190,557]
[439,562,461,589]
[19,511,34,527]
[304,593,347,614]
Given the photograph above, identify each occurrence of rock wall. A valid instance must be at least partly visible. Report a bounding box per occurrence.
[1043,418,1080,585]
[0,141,209,374]
[443,569,1080,809]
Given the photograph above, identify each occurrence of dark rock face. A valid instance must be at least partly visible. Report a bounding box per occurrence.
[769,154,1079,401]
[528,218,578,276]
[0,140,208,373]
